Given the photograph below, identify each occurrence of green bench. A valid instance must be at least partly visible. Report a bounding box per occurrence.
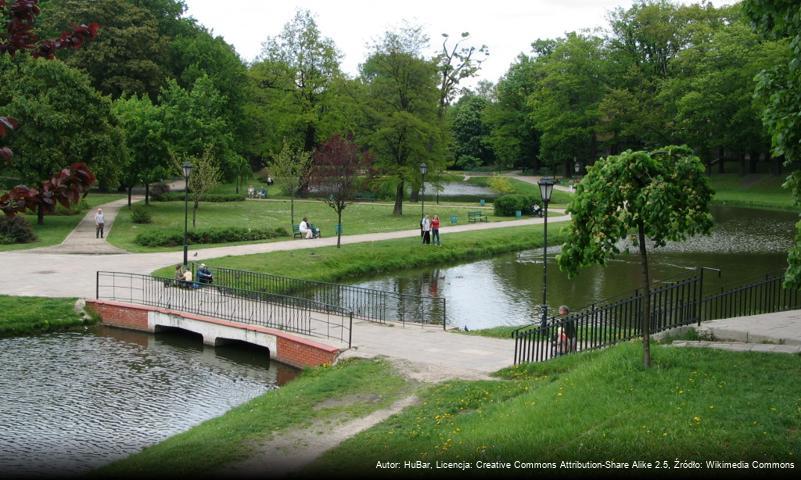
[354,192,377,202]
[468,210,488,223]
[292,223,321,239]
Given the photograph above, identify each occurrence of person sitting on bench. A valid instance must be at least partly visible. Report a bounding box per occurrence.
[299,217,313,239]
[197,264,213,284]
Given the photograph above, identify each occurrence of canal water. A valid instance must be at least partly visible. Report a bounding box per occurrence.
[0,326,297,476]
[351,206,799,330]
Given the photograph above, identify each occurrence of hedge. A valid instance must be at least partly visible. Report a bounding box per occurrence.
[494,194,539,216]
[135,226,289,247]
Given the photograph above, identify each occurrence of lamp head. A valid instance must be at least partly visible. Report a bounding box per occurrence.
[182,161,193,178]
[419,163,428,176]
[538,176,555,203]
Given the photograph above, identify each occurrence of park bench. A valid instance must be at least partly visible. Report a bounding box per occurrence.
[354,192,377,202]
[468,210,488,223]
[292,223,321,239]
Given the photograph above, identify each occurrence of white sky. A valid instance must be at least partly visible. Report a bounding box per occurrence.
[184,0,738,86]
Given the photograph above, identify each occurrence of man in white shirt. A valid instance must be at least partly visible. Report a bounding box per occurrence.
[421,215,431,244]
[95,208,105,239]
[299,217,313,239]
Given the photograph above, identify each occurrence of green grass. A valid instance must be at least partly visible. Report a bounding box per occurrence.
[110,198,506,253]
[308,342,801,474]
[453,326,519,339]
[0,295,90,337]
[0,193,125,252]
[96,358,410,477]
[708,174,796,210]
[152,223,570,285]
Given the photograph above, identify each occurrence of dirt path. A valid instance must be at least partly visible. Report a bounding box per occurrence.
[224,394,419,478]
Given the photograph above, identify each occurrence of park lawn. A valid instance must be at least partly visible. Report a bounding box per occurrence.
[152,223,571,286]
[0,295,89,337]
[109,198,504,253]
[453,325,519,338]
[95,358,411,477]
[467,176,574,206]
[708,174,796,210]
[0,193,125,252]
[308,342,801,474]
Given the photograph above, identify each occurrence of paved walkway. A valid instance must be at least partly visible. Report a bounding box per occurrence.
[696,310,801,346]
[32,197,141,254]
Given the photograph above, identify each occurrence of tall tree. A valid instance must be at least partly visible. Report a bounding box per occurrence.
[310,134,372,248]
[450,93,494,169]
[173,146,220,228]
[558,146,713,367]
[256,9,340,154]
[435,32,488,118]
[361,25,442,215]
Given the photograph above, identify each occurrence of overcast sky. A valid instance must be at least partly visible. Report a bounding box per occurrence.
[184,0,738,86]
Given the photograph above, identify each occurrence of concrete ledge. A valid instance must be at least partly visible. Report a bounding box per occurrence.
[670,340,801,355]
[86,299,341,368]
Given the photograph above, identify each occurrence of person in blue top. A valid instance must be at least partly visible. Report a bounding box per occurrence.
[197,264,213,284]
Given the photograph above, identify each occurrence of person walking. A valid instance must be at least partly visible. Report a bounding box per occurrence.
[421,215,431,245]
[559,305,577,353]
[431,215,441,246]
[95,208,105,239]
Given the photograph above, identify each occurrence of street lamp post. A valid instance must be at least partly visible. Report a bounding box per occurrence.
[182,161,192,267]
[419,163,428,221]
[538,177,555,330]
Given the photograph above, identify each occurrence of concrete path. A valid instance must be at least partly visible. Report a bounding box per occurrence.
[697,310,801,346]
[512,175,575,193]
[31,197,141,255]
[0,212,570,298]
[670,340,801,355]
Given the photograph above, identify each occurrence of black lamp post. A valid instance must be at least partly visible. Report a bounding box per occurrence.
[419,163,428,220]
[182,161,192,267]
[538,176,555,329]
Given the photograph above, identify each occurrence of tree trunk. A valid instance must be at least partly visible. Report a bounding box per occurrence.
[637,220,652,368]
[773,155,783,176]
[717,147,725,174]
[337,209,342,249]
[740,153,747,176]
[127,186,132,208]
[393,181,404,216]
[192,199,198,228]
[37,202,44,225]
[290,196,295,230]
[145,182,150,206]
[410,188,419,203]
[750,152,760,174]
[236,174,240,194]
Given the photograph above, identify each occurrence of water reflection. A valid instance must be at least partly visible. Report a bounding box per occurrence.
[0,326,297,476]
[353,206,798,330]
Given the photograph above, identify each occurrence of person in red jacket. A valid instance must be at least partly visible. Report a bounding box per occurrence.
[431,214,441,246]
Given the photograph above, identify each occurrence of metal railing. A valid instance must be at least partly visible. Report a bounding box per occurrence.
[513,269,801,365]
[96,271,352,347]
[211,266,447,328]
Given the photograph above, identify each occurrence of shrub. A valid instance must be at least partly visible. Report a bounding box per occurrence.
[153,192,246,202]
[0,216,37,243]
[488,175,514,194]
[54,198,89,215]
[130,204,152,224]
[150,182,171,201]
[135,226,289,247]
[494,194,539,216]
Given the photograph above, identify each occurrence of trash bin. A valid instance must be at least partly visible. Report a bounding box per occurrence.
[335,224,343,235]
[479,199,485,206]
[450,215,458,224]
[515,210,522,219]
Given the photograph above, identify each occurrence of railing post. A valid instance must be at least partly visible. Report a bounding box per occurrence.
[348,311,353,349]
[96,271,100,299]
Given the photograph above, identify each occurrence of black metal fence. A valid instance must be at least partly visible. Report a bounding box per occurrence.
[211,266,447,328]
[96,271,352,347]
[513,269,801,365]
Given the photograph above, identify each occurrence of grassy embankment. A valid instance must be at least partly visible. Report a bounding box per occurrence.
[0,295,92,337]
[98,342,801,476]
[153,223,571,285]
[308,342,801,473]
[708,174,796,210]
[0,193,125,252]
[467,176,575,205]
[96,358,411,477]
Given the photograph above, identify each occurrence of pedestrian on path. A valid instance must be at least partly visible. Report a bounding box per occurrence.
[431,215,441,246]
[558,305,576,354]
[421,215,431,245]
[95,208,105,239]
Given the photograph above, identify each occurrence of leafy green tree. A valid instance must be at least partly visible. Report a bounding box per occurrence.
[255,9,340,154]
[173,145,220,228]
[38,0,169,99]
[435,32,488,118]
[268,139,312,230]
[361,25,442,215]
[0,56,125,218]
[528,33,607,176]
[113,94,168,205]
[450,93,494,169]
[557,146,713,368]
[744,0,801,286]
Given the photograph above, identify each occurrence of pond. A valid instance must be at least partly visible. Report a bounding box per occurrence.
[423,181,496,198]
[0,326,297,476]
[351,206,798,330]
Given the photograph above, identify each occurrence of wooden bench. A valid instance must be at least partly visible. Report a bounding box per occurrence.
[354,192,377,202]
[468,210,488,223]
[292,224,303,238]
